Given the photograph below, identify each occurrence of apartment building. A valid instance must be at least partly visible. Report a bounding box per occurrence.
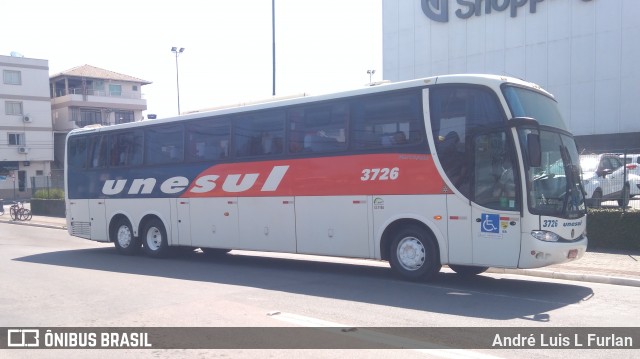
[1,55,151,201]
[50,64,151,169]
[0,54,53,201]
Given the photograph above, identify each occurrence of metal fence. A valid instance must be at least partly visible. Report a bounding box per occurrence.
[29,169,64,199]
[579,149,640,212]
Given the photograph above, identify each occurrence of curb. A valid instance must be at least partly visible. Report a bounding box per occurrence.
[0,219,67,231]
[487,267,640,288]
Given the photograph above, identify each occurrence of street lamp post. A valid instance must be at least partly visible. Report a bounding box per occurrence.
[171,47,185,115]
[272,0,276,96]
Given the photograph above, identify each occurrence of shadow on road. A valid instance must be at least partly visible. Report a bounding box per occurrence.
[14,247,595,321]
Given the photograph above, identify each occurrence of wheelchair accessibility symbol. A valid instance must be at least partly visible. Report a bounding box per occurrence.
[481,214,500,234]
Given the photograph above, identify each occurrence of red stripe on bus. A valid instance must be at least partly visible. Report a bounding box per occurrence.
[181,153,444,198]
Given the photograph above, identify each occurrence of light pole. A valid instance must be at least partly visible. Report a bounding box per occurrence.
[272,0,276,96]
[367,69,376,85]
[171,47,185,115]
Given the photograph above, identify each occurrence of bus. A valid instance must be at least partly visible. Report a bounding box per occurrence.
[65,74,587,281]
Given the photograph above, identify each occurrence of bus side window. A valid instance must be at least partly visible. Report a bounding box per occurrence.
[234,111,285,158]
[145,125,184,165]
[67,137,88,169]
[430,86,506,200]
[88,135,108,169]
[110,130,143,167]
[473,132,517,210]
[288,102,347,153]
[186,120,230,162]
[353,91,422,150]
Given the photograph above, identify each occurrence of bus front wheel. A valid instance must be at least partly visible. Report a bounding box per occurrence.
[141,218,170,258]
[389,225,441,281]
[112,219,140,255]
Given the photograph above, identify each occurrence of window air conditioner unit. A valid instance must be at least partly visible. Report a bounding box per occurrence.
[18,147,29,154]
[23,115,32,123]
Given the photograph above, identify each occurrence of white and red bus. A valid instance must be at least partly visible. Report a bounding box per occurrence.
[65,74,587,281]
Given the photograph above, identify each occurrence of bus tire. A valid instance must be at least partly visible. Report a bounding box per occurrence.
[389,225,441,281]
[141,218,170,258]
[449,264,488,276]
[112,218,140,255]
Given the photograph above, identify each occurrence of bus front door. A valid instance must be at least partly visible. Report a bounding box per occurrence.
[468,131,521,268]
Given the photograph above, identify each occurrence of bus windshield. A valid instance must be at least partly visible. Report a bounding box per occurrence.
[503,85,567,131]
[504,86,586,218]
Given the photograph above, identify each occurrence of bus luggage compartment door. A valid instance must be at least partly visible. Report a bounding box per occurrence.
[67,199,91,239]
[88,199,108,241]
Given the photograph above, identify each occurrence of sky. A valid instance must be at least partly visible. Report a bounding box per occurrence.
[3,0,382,119]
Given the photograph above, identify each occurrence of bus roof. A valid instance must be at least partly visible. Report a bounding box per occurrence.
[67,74,547,136]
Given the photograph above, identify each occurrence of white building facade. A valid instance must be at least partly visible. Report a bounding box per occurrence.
[383,0,640,151]
[0,54,53,201]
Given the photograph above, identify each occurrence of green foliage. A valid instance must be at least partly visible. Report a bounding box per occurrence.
[33,188,65,200]
[587,207,640,251]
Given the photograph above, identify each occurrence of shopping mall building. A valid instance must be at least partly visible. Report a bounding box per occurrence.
[382,0,640,152]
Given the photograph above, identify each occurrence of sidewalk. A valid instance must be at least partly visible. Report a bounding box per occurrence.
[1,212,639,287]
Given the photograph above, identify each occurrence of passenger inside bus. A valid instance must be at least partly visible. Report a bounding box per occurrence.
[304,129,344,152]
[382,131,407,146]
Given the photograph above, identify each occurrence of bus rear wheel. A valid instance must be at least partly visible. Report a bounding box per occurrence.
[449,264,488,276]
[389,225,441,281]
[142,218,170,258]
[112,219,140,255]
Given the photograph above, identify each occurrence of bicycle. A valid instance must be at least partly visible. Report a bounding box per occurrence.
[9,202,32,221]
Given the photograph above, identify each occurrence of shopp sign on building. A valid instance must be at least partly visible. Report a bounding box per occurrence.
[421,0,593,23]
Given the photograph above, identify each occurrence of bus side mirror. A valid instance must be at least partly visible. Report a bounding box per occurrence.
[527,133,541,167]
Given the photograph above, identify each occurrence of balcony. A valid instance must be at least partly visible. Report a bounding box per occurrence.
[53,87,144,100]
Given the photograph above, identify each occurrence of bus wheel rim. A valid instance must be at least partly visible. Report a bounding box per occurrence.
[117,226,132,248]
[146,227,162,251]
[396,236,426,271]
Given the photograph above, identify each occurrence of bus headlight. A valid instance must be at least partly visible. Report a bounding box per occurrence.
[531,230,560,242]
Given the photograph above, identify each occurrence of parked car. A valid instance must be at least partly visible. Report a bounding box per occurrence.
[619,154,640,197]
[580,153,630,207]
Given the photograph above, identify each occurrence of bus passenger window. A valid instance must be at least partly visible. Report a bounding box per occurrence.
[88,136,108,169]
[67,137,88,169]
[186,120,230,162]
[234,111,285,157]
[288,102,347,153]
[110,130,143,167]
[352,91,423,150]
[145,125,184,165]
